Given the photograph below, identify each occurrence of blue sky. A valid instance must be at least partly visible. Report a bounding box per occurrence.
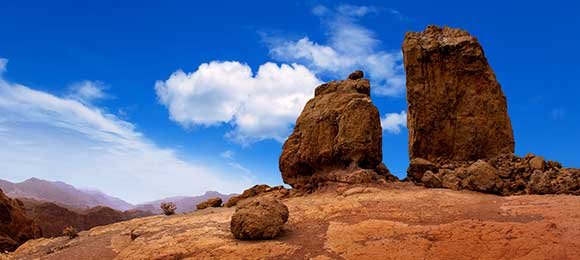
[0,1,578,203]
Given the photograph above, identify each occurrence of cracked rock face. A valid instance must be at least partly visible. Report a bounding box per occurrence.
[403,25,515,162]
[0,189,41,252]
[230,197,289,240]
[403,26,579,196]
[279,71,394,190]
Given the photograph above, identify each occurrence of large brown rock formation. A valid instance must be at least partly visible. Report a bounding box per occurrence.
[403,26,579,195]
[279,71,395,190]
[0,189,41,252]
[403,25,515,162]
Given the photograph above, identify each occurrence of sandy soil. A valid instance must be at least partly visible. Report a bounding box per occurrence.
[8,183,580,260]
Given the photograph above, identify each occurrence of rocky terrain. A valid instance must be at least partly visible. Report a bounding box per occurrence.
[3,25,580,259]
[0,189,41,252]
[7,183,580,259]
[20,199,152,238]
[135,191,235,214]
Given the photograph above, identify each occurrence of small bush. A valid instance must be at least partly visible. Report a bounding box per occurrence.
[160,202,176,216]
[63,226,78,239]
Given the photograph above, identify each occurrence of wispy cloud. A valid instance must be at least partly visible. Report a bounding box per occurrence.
[66,80,109,104]
[220,150,252,175]
[264,4,405,96]
[381,110,407,134]
[155,61,322,144]
[220,150,235,160]
[0,58,252,203]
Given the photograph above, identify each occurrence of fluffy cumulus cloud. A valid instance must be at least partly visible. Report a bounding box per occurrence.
[0,59,252,203]
[266,4,405,96]
[381,110,407,134]
[156,4,406,144]
[155,61,322,144]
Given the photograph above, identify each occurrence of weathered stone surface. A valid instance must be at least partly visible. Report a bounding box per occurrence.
[230,197,288,240]
[402,26,580,196]
[460,160,502,193]
[9,183,580,260]
[0,189,41,252]
[403,25,515,162]
[280,72,396,190]
[528,170,553,194]
[224,184,289,208]
[529,155,546,171]
[407,158,438,182]
[408,153,580,195]
[196,197,222,210]
[420,171,442,188]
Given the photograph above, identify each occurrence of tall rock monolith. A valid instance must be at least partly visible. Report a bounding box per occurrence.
[403,25,515,163]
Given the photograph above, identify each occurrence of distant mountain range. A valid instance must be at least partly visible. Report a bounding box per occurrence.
[134,191,236,214]
[0,178,133,211]
[0,177,237,238]
[0,178,236,213]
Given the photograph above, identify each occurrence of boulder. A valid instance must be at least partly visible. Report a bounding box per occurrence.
[225,185,289,208]
[230,197,289,240]
[196,198,222,210]
[528,170,553,194]
[403,25,515,162]
[529,156,546,171]
[420,171,442,188]
[460,160,502,193]
[0,189,41,252]
[280,71,394,189]
[407,158,438,182]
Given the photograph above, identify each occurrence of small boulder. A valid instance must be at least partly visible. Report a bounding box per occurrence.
[224,184,289,208]
[348,70,364,80]
[528,170,553,194]
[441,172,460,190]
[421,171,442,188]
[529,156,546,171]
[196,197,222,210]
[230,197,289,240]
[460,160,502,193]
[407,158,438,182]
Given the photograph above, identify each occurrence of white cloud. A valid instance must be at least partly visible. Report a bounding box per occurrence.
[0,58,7,72]
[266,4,405,96]
[66,80,108,104]
[0,60,252,203]
[220,150,234,160]
[155,61,322,144]
[381,110,407,134]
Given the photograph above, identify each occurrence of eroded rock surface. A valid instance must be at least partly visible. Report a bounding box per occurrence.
[280,71,395,190]
[408,153,580,195]
[224,184,289,208]
[196,198,222,210]
[403,26,579,195]
[230,197,288,240]
[403,25,514,162]
[8,183,580,259]
[0,190,41,252]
